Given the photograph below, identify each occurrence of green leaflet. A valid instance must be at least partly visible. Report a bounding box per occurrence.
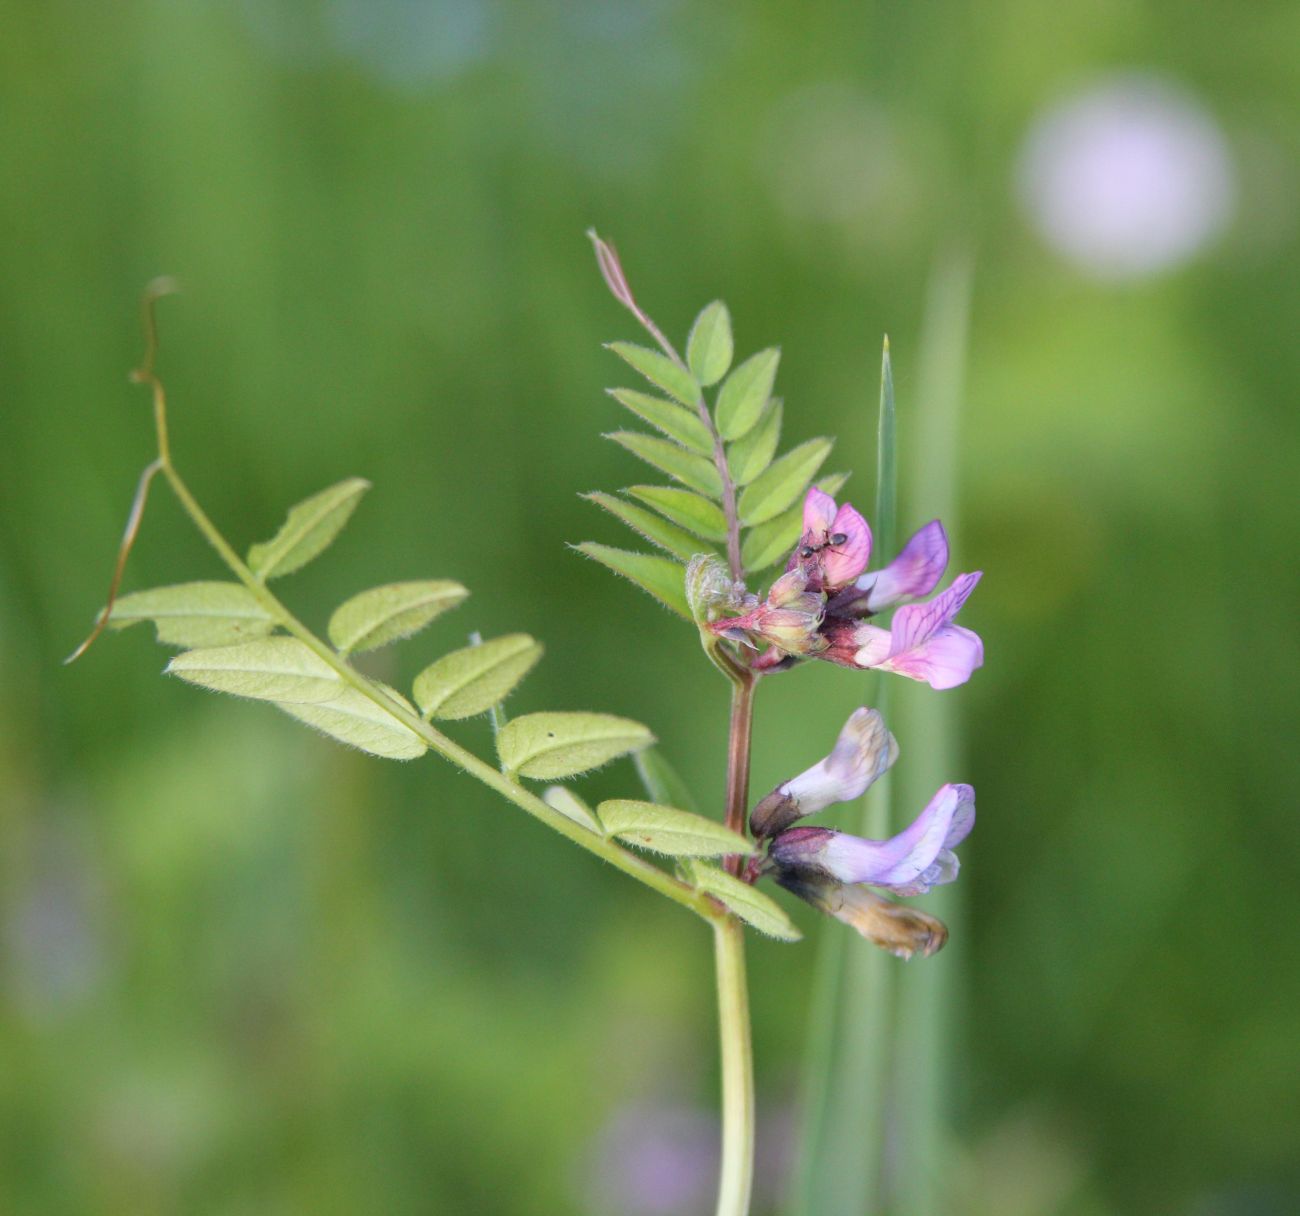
[606,431,723,498]
[541,786,603,834]
[497,712,655,780]
[634,748,701,813]
[583,492,708,563]
[247,478,370,580]
[607,341,700,407]
[573,543,690,619]
[327,580,468,655]
[689,862,802,941]
[166,637,343,704]
[714,348,780,441]
[627,485,728,541]
[279,683,427,760]
[737,437,832,525]
[608,388,714,456]
[726,399,783,487]
[597,800,753,858]
[413,633,543,720]
[107,581,275,648]
[686,300,734,387]
[740,471,849,572]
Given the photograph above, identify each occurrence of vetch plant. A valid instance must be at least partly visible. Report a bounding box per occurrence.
[72,239,983,1216]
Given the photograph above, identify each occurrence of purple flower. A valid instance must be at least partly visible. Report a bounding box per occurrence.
[827,519,949,616]
[823,572,984,690]
[750,708,898,838]
[768,783,975,897]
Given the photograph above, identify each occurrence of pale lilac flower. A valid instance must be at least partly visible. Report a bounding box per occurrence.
[825,572,983,690]
[828,519,949,616]
[790,487,872,592]
[1017,75,1236,280]
[770,783,975,897]
[750,708,898,839]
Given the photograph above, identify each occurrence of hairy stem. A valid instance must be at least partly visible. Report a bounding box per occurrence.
[713,915,755,1216]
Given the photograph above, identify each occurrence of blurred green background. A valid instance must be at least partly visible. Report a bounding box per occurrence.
[2,2,1297,1213]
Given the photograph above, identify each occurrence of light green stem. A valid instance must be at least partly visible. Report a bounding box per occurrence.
[713,916,754,1216]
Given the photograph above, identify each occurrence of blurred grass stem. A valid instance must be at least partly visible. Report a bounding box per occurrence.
[788,339,896,1215]
[894,246,974,1216]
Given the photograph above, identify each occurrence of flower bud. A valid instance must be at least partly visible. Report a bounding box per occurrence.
[686,554,754,627]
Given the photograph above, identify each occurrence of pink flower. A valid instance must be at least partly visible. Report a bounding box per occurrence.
[790,487,872,592]
[709,490,983,690]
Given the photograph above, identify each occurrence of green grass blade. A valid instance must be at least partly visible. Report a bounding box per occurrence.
[893,247,975,1216]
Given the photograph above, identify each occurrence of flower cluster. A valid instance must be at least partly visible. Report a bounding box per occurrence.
[709,488,983,690]
[750,709,974,959]
[714,488,982,956]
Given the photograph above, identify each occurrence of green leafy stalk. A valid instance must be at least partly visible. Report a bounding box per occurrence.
[73,285,725,927]
[893,248,974,1216]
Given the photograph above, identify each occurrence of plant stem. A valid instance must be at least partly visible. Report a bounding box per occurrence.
[711,656,757,1213]
[723,671,756,847]
[713,915,755,1216]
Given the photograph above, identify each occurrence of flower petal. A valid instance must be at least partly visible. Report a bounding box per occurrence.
[872,624,983,690]
[855,520,949,612]
[853,572,983,689]
[888,571,981,654]
[802,486,837,536]
[820,502,872,588]
[751,708,898,837]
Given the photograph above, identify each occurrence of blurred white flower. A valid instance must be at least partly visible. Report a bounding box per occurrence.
[1017,75,1236,280]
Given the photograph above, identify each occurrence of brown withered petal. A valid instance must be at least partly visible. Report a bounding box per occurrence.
[749,789,801,840]
[776,871,948,959]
